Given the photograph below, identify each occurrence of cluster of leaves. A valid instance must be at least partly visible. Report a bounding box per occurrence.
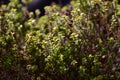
[0,0,120,80]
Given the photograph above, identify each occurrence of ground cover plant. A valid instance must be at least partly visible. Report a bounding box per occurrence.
[0,0,120,80]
